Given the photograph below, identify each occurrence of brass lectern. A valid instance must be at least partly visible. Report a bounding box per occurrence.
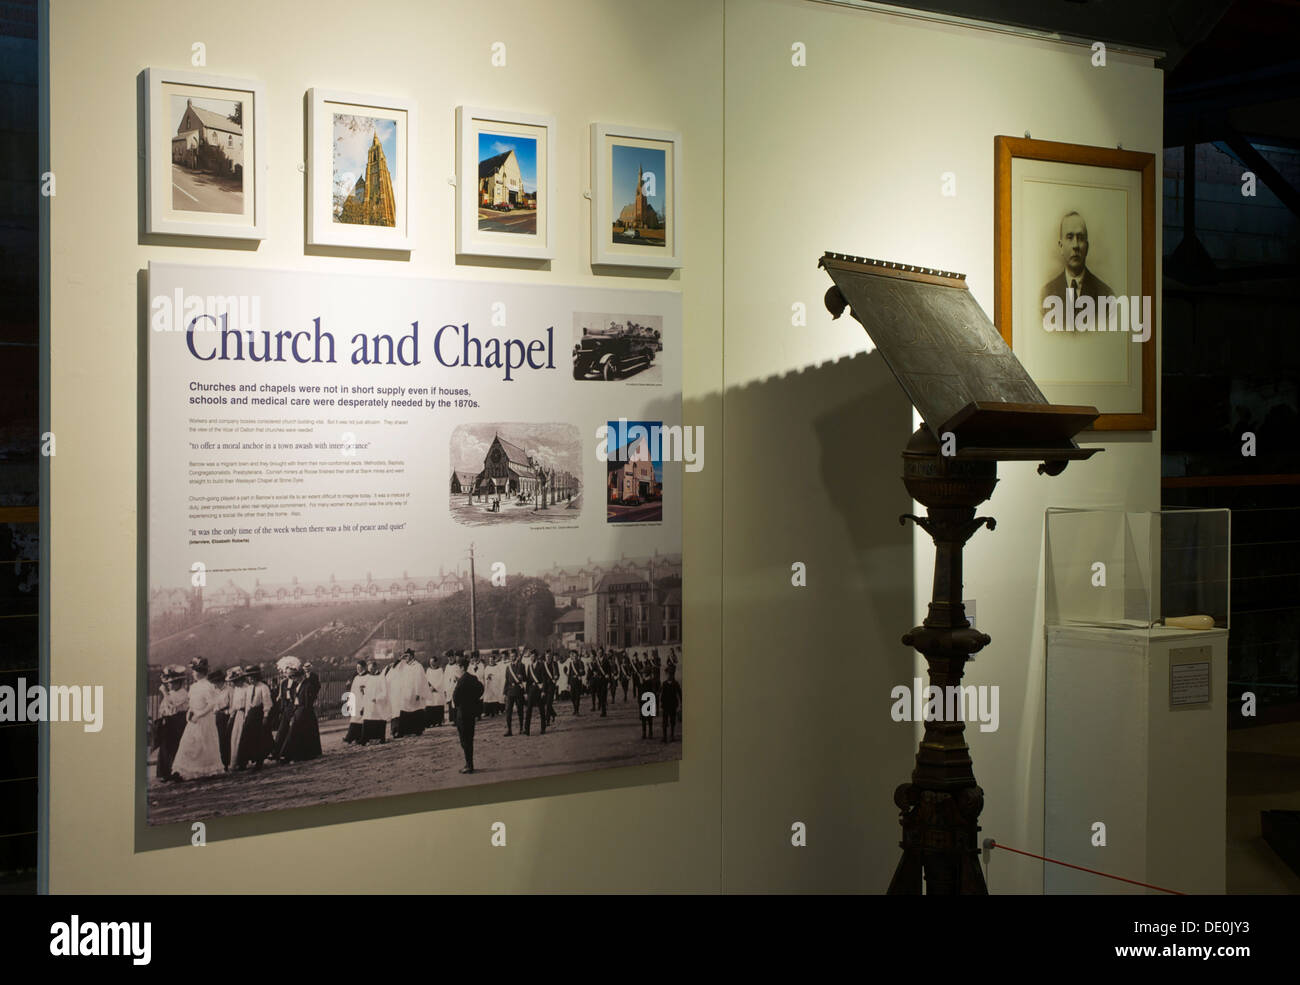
[819,253,1102,895]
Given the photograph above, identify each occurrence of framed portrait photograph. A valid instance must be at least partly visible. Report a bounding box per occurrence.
[994,136,1156,431]
[456,106,555,260]
[144,68,265,239]
[308,89,414,251]
[591,123,682,269]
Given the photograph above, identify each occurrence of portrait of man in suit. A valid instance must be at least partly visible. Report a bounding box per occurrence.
[1040,210,1116,314]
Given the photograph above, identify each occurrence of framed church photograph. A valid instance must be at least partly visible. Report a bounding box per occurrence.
[994,136,1156,431]
[307,89,414,251]
[591,123,682,270]
[456,106,555,261]
[144,68,266,240]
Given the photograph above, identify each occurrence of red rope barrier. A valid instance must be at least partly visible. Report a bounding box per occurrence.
[988,841,1185,895]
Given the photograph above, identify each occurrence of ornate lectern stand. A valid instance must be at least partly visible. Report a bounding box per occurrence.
[818,253,1103,895]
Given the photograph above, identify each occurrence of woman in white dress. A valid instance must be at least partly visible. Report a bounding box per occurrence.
[226,666,249,769]
[171,657,225,780]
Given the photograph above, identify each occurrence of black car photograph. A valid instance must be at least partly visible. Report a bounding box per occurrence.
[571,317,660,381]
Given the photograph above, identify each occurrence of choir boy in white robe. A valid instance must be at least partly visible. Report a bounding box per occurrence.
[344,660,366,744]
[425,658,445,727]
[443,651,463,724]
[383,659,405,737]
[483,654,502,717]
[395,649,426,737]
[360,658,388,745]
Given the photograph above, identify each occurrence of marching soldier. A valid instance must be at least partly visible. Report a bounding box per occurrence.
[563,649,583,715]
[660,663,681,743]
[525,649,550,735]
[544,649,561,725]
[618,652,632,702]
[503,649,527,736]
[601,650,617,706]
[584,650,598,711]
[591,649,608,718]
[634,658,655,739]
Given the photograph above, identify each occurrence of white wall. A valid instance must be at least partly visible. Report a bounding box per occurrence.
[721,0,1162,892]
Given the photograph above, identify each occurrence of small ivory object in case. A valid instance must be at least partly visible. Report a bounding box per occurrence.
[1164,614,1215,630]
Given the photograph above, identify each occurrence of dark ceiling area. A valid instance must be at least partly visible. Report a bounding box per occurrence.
[878,0,1234,66]
[882,0,1300,146]
[1165,0,1300,148]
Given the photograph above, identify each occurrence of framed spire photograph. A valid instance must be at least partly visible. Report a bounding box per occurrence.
[307,89,415,252]
[590,122,682,270]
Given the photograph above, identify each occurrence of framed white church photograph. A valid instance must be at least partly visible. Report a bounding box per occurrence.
[591,123,682,270]
[456,106,555,261]
[144,68,266,239]
[308,89,414,251]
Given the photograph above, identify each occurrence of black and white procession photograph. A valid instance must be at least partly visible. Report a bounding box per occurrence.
[146,549,683,824]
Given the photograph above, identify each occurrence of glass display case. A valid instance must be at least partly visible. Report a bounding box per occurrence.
[1044,507,1231,631]
[1044,507,1231,894]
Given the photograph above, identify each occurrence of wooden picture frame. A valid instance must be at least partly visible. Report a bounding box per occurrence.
[994,136,1156,431]
[590,123,682,270]
[144,68,266,240]
[307,89,415,252]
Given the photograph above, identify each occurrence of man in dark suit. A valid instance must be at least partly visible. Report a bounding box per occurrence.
[660,663,681,744]
[525,649,551,735]
[1040,210,1115,325]
[452,656,484,774]
[563,649,583,716]
[634,658,655,739]
[544,650,561,725]
[590,648,608,717]
[503,650,527,736]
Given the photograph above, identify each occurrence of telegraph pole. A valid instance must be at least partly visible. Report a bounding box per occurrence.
[467,542,478,653]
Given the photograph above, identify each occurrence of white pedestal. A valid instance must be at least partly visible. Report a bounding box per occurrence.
[1045,625,1227,894]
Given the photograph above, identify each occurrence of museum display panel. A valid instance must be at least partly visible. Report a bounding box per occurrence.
[45,0,723,894]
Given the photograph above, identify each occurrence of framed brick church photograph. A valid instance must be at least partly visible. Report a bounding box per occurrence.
[591,123,682,270]
[308,89,414,251]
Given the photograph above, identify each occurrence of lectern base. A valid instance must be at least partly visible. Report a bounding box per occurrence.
[887,783,988,894]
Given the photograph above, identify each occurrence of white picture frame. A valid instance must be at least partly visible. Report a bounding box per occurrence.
[144,68,266,240]
[307,88,414,251]
[590,123,682,270]
[456,105,556,261]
